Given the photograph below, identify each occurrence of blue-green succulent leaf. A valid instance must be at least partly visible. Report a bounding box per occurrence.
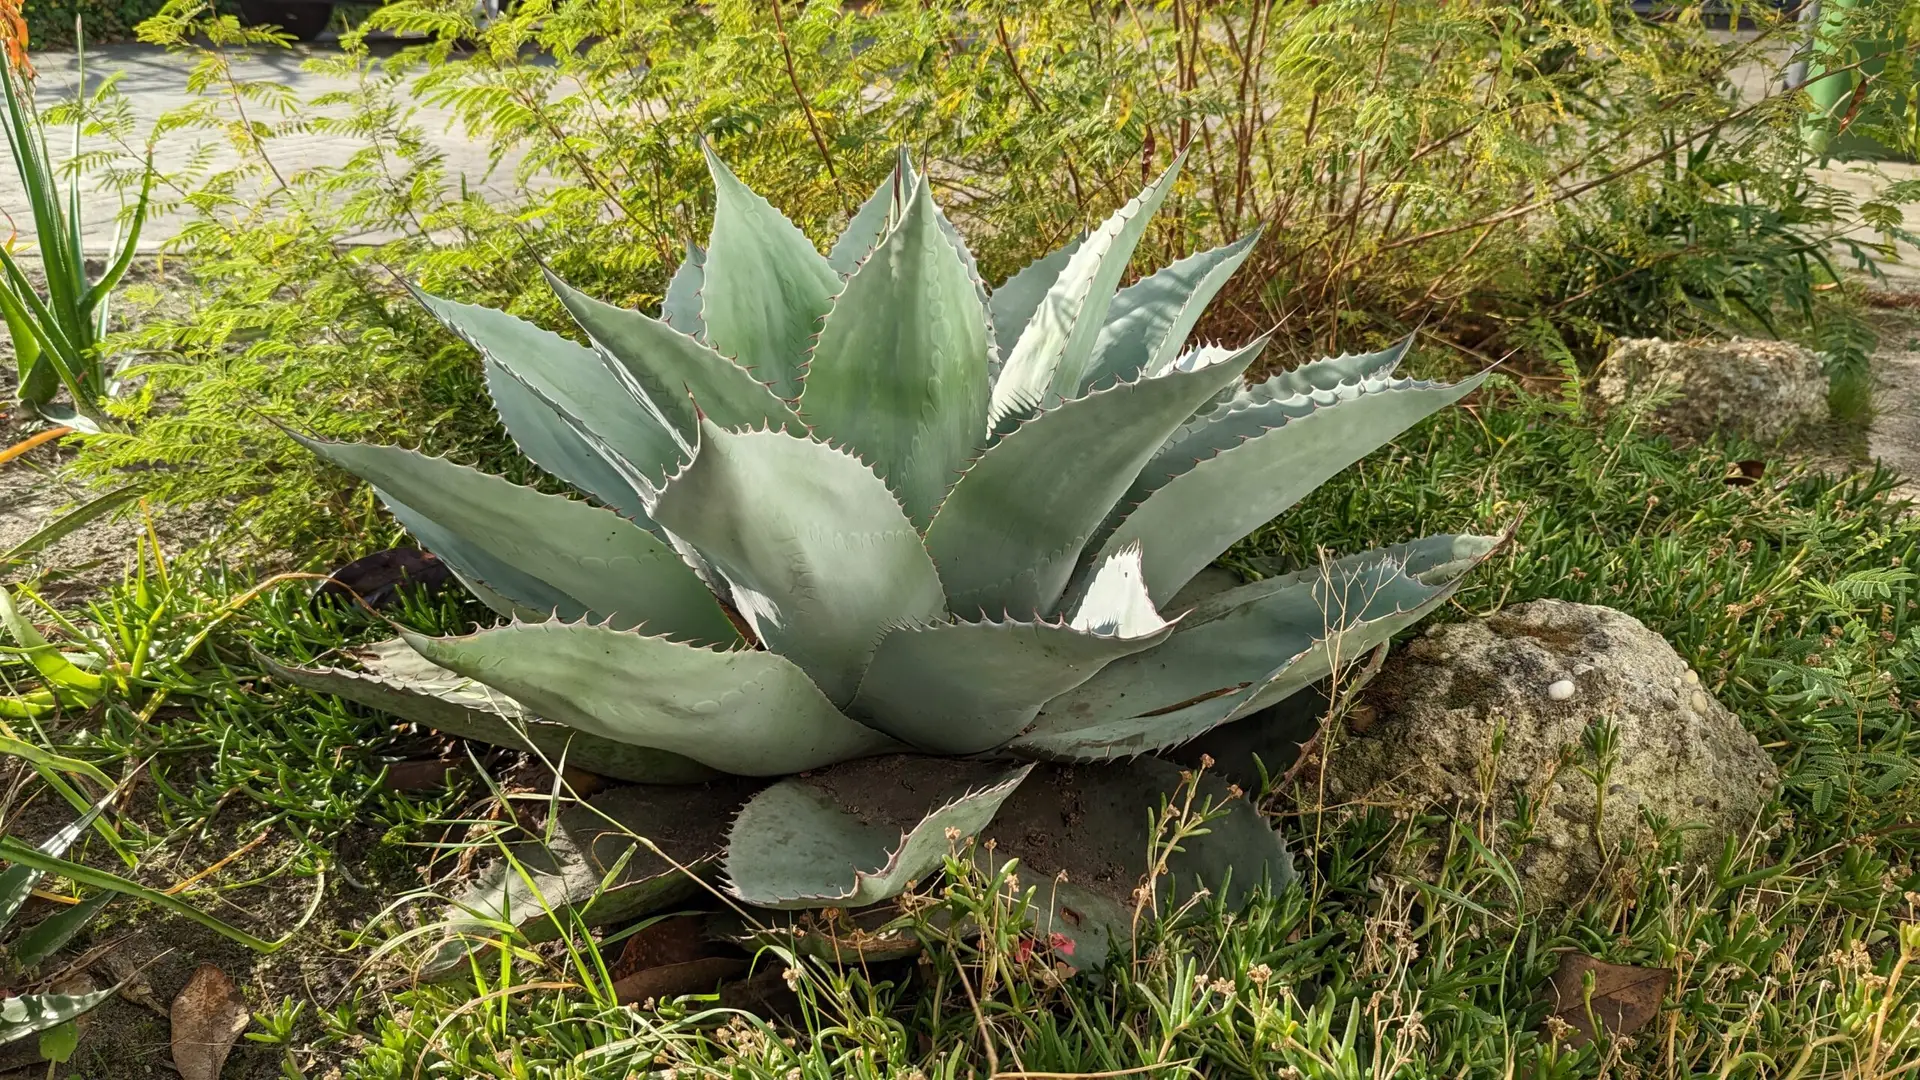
[989,152,1187,426]
[663,241,707,340]
[850,545,1172,753]
[1019,534,1500,760]
[546,271,801,442]
[296,436,738,646]
[800,176,991,529]
[651,420,949,705]
[260,639,720,784]
[699,145,839,400]
[1080,231,1260,393]
[412,287,679,518]
[1085,371,1488,605]
[724,757,1030,908]
[988,236,1083,365]
[402,621,902,776]
[829,151,915,275]
[926,336,1265,620]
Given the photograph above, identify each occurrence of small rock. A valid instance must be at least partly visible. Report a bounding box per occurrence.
[1322,599,1779,908]
[1592,337,1827,443]
[1547,679,1576,701]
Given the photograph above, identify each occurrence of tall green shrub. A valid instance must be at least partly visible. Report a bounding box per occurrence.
[69,0,1912,554]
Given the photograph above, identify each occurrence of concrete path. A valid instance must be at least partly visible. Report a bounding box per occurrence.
[3,42,525,252]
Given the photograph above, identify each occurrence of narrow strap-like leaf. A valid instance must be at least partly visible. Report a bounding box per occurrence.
[80,162,154,329]
[926,337,1264,620]
[1020,534,1500,760]
[0,586,107,697]
[402,621,902,776]
[1083,371,1487,605]
[1,280,51,406]
[651,420,948,705]
[0,837,297,953]
[0,71,84,346]
[699,145,840,400]
[7,891,112,970]
[989,152,1186,426]
[0,486,139,574]
[800,175,991,529]
[0,781,106,925]
[724,757,1030,908]
[295,436,739,646]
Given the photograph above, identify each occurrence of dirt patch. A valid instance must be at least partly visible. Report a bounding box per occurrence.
[800,755,1020,830]
[0,262,231,599]
[1863,303,1920,507]
[0,759,426,1080]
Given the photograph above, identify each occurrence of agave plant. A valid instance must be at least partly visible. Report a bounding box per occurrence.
[273,148,1496,967]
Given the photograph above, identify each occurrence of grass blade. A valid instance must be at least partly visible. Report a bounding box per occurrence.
[0,836,305,953]
[6,890,111,968]
[0,586,107,696]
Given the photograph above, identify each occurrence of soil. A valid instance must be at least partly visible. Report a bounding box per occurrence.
[0,260,231,599]
[801,754,1022,829]
[0,757,425,1080]
[1863,302,1920,506]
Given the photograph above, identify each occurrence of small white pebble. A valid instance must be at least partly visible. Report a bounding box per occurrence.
[1683,669,1700,686]
[1547,679,1576,701]
[1690,690,1711,714]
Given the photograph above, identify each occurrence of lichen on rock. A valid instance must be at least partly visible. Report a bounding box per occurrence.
[1593,336,1827,443]
[1320,599,1778,909]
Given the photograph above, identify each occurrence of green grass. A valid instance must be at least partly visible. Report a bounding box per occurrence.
[5,383,1920,1078]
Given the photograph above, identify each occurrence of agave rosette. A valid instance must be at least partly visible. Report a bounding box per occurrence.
[273,148,1496,965]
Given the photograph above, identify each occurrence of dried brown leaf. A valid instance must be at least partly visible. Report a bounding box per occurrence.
[170,964,250,1080]
[1543,953,1671,1047]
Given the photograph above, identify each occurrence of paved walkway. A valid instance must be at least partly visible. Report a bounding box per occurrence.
[4,42,525,252]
